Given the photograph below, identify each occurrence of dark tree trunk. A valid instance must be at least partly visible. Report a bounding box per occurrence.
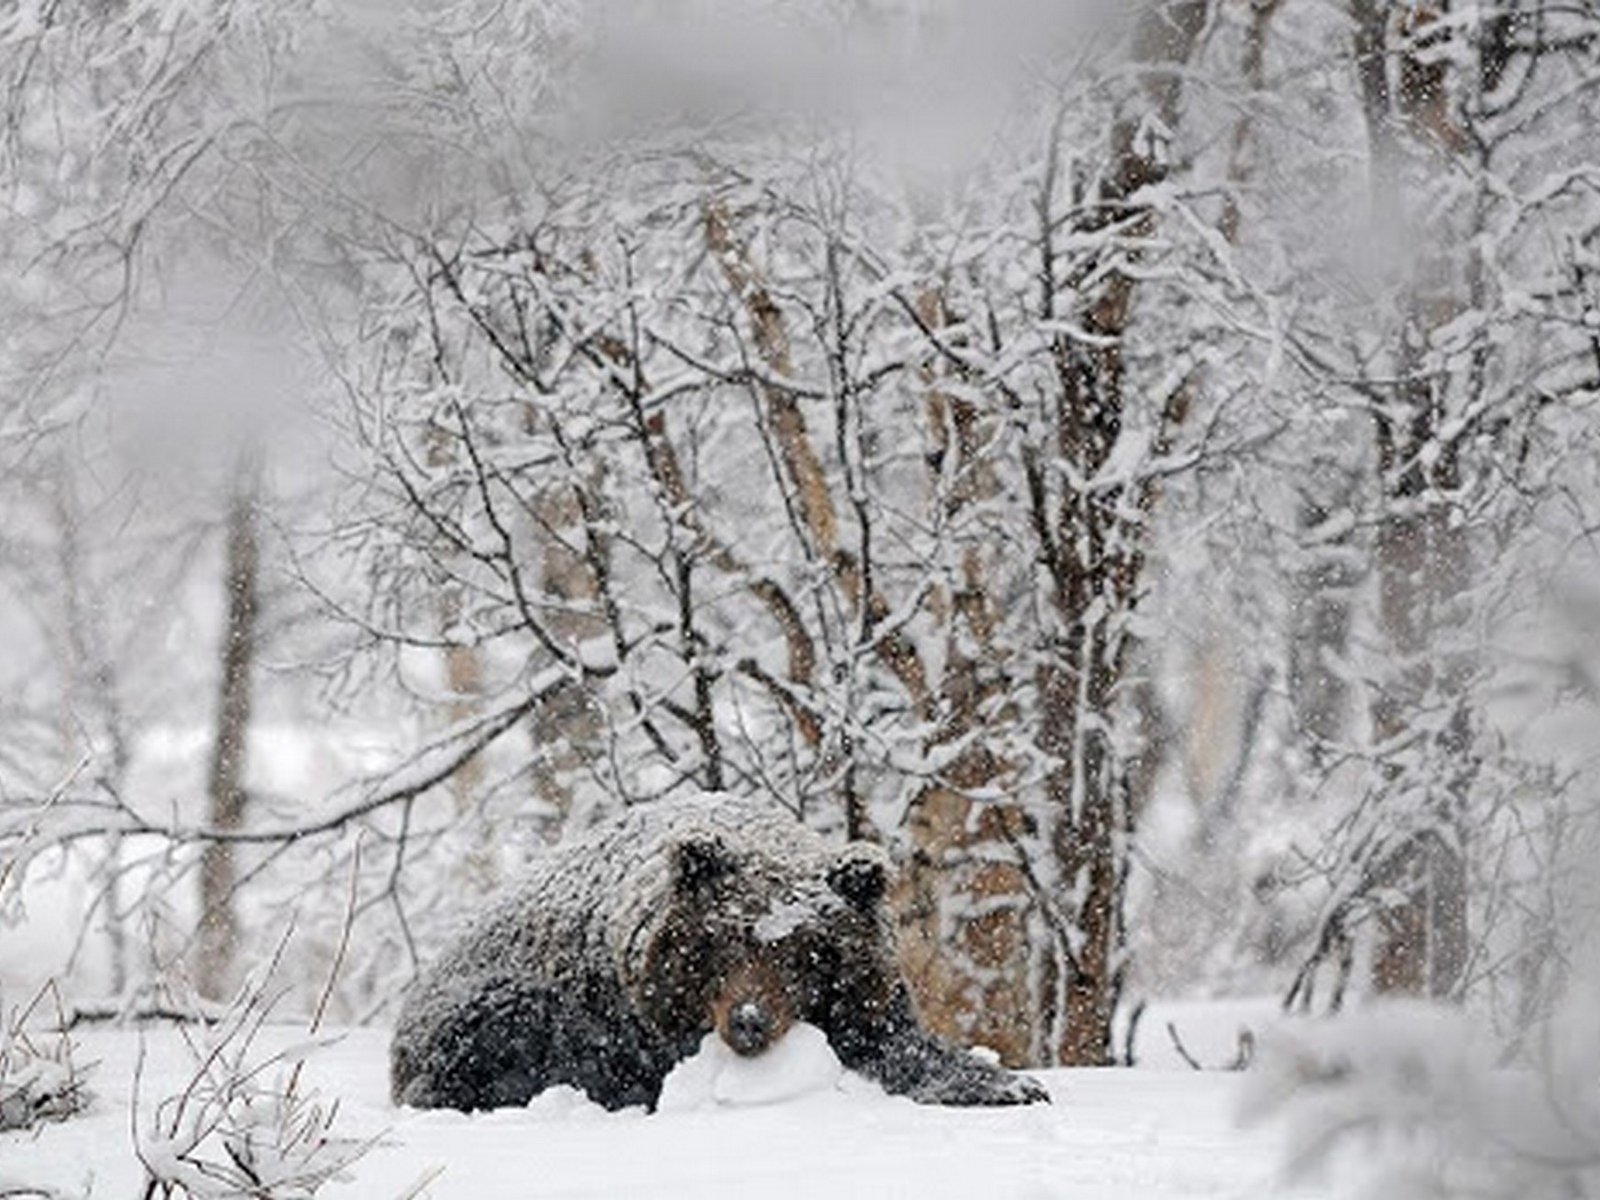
[196,477,260,1001]
[1290,471,1359,757]
[1038,0,1211,1066]
[1350,0,1474,1002]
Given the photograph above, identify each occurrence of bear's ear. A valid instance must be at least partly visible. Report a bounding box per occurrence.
[828,846,889,912]
[672,833,737,897]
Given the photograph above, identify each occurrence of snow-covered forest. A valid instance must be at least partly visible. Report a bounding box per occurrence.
[4,1,1600,1196]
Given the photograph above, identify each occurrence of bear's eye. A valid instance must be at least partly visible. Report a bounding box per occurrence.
[828,849,888,911]
[673,833,738,897]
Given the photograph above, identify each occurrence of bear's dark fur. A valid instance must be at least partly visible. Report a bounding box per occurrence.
[390,792,1049,1111]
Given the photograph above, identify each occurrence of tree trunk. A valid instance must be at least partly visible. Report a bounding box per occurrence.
[1037,0,1210,1068]
[1289,469,1359,757]
[891,291,1038,1067]
[196,477,260,1001]
[1352,0,1473,1001]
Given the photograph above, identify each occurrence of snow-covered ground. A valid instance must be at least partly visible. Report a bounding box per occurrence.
[2,1009,1324,1200]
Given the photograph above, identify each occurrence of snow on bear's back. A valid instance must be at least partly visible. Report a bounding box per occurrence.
[423,793,844,988]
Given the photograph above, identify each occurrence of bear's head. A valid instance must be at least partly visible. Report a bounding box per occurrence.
[631,831,897,1058]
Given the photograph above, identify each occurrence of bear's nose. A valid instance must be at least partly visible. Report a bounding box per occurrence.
[725,1000,775,1056]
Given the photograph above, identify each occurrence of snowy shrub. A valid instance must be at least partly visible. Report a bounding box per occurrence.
[0,981,92,1133]
[1242,1000,1600,1199]
[133,947,375,1199]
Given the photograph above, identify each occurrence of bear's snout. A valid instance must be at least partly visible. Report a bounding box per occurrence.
[724,1000,775,1056]
[711,958,794,1057]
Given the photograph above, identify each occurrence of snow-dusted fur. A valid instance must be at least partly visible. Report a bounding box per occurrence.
[390,793,1048,1111]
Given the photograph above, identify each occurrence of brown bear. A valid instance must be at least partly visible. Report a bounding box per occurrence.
[389,792,1049,1111]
